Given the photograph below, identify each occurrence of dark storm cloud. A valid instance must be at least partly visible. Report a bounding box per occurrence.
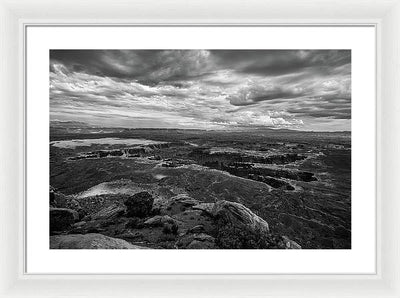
[219,50,351,108]
[51,49,350,83]
[50,50,351,131]
[50,50,213,84]
[211,50,350,77]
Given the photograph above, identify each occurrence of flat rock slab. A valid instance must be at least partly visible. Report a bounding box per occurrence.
[50,233,148,249]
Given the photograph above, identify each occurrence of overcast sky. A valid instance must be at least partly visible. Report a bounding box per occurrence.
[50,50,351,131]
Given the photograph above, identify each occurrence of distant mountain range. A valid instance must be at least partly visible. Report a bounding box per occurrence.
[50,120,350,134]
[50,120,93,128]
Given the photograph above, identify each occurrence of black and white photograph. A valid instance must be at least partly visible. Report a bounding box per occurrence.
[49,49,351,250]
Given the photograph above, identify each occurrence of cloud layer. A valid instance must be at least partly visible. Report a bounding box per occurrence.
[50,50,351,131]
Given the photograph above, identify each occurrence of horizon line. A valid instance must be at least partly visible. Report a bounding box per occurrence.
[50,121,351,133]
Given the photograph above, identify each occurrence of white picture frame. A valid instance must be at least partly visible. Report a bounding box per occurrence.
[1,0,399,297]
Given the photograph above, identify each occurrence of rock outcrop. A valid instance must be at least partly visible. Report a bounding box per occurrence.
[187,148,317,190]
[191,200,301,249]
[50,233,148,249]
[49,187,301,249]
[190,148,307,165]
[68,143,171,161]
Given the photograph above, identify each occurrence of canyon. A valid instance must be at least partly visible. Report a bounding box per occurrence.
[50,127,351,249]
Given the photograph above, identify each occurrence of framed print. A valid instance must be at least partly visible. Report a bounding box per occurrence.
[1,0,400,297]
[25,25,376,275]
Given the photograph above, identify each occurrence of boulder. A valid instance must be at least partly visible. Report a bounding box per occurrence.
[50,208,79,232]
[90,204,126,221]
[212,201,270,234]
[50,233,148,249]
[206,201,273,249]
[124,192,154,218]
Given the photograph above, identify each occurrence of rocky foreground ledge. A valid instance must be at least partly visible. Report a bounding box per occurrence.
[50,188,301,249]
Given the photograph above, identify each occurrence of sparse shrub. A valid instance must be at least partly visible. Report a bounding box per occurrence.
[162,222,179,235]
[158,233,177,244]
[125,217,144,229]
[124,192,154,218]
[100,220,114,228]
[171,223,179,234]
[151,207,161,216]
[216,224,282,249]
[50,190,55,206]
[86,228,101,233]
